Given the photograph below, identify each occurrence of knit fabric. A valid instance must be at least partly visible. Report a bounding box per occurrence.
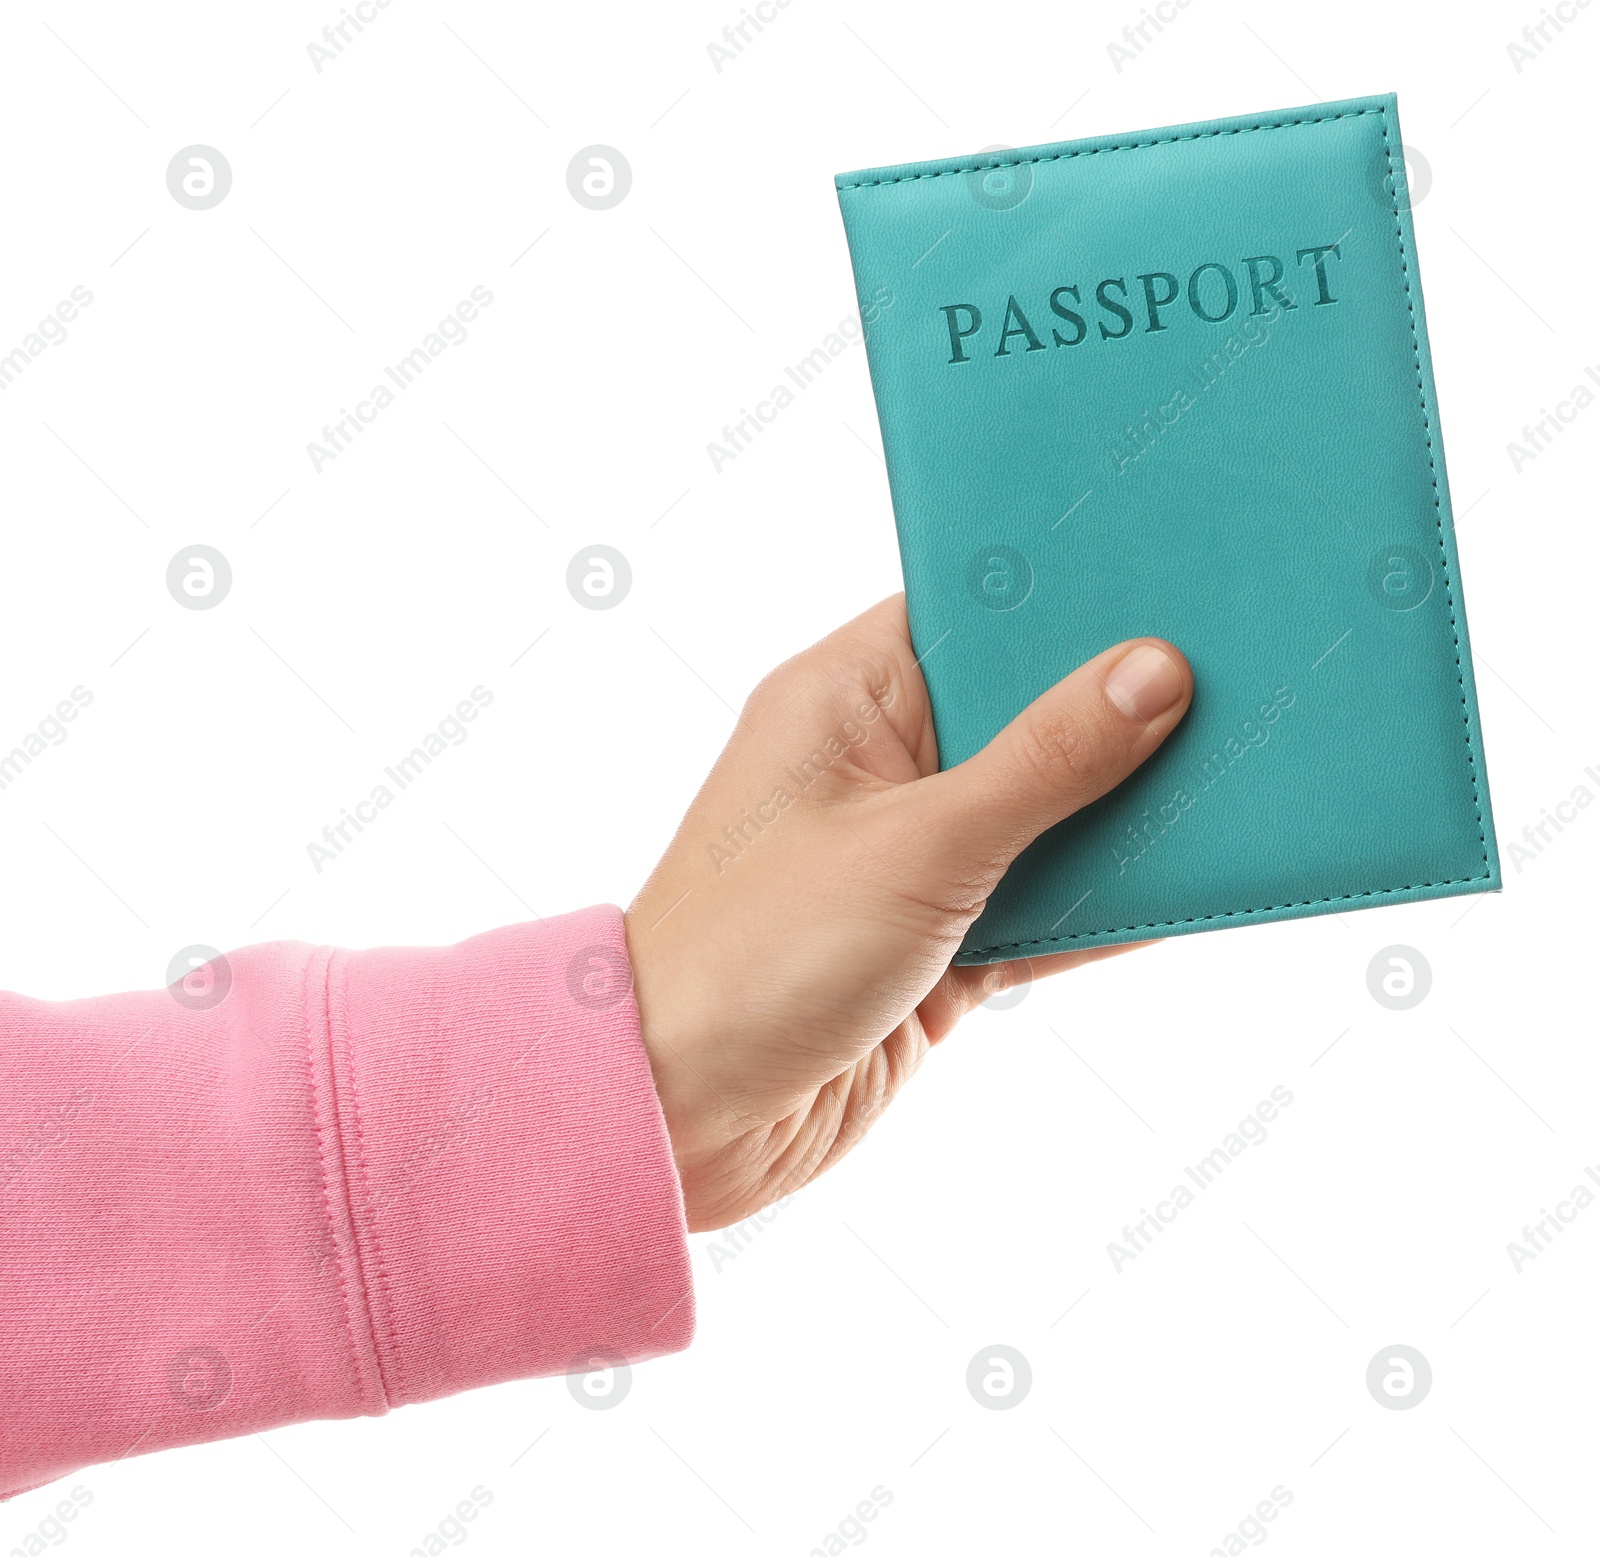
[0,906,694,1496]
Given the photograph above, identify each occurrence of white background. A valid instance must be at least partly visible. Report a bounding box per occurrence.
[0,0,1595,1552]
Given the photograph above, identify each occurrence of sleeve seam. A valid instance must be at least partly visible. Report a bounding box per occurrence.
[329,947,406,1404]
[302,945,390,1411]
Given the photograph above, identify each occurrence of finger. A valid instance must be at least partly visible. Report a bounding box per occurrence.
[909,638,1192,872]
[914,941,1157,1046]
[723,594,938,792]
[955,940,1155,1007]
[967,941,1155,1011]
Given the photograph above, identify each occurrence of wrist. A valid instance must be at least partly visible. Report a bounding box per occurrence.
[622,907,725,1168]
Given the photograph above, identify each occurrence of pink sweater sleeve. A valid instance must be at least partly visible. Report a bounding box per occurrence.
[0,905,694,1498]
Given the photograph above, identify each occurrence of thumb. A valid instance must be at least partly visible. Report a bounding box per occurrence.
[911,638,1193,874]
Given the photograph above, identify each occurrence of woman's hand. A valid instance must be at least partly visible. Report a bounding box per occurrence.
[625,594,1192,1231]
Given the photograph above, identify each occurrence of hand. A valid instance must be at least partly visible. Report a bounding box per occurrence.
[625,595,1192,1231]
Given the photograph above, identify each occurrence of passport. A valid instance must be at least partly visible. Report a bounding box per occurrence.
[834,94,1500,964]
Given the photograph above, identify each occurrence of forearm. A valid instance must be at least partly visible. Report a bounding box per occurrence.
[0,907,692,1498]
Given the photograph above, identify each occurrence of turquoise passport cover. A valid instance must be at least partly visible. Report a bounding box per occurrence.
[834,94,1499,964]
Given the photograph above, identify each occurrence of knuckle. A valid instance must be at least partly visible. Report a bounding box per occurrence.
[741,665,786,717]
[868,798,993,921]
[740,663,806,730]
[926,867,992,921]
[1016,701,1125,801]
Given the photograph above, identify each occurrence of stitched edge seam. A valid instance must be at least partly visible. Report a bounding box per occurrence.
[300,946,376,1403]
[851,103,1494,957]
[961,875,1488,957]
[329,953,403,1401]
[322,948,401,1406]
[836,109,1382,190]
[1374,108,1492,873]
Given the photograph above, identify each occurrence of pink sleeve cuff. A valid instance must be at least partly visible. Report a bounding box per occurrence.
[0,906,694,1496]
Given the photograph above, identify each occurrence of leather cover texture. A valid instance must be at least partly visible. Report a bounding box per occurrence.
[834,94,1499,964]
